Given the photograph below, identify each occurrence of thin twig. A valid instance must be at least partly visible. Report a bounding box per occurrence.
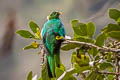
[65,39,120,53]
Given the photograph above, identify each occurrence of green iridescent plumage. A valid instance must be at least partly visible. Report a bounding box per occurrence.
[41,11,66,78]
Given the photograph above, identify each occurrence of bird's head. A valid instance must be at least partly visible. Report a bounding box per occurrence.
[47,11,62,20]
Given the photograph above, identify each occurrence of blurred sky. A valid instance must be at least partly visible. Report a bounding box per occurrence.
[0,0,120,80]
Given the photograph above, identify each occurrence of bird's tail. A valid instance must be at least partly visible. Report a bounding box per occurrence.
[47,53,60,78]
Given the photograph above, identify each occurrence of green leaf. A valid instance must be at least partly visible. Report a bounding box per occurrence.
[117,17,120,24]
[106,52,112,62]
[61,69,77,80]
[56,67,64,78]
[102,23,120,33]
[96,74,105,80]
[66,76,77,80]
[71,20,87,36]
[73,36,95,43]
[23,42,39,50]
[79,23,87,36]
[37,78,42,80]
[108,31,120,40]
[90,33,106,56]
[61,43,81,51]
[27,71,32,80]
[63,75,77,80]
[88,47,98,57]
[29,21,41,39]
[29,21,40,33]
[74,63,91,73]
[109,8,120,21]
[87,22,96,38]
[95,33,106,47]
[24,45,34,50]
[56,63,76,80]
[85,71,97,80]
[78,55,90,66]
[41,63,51,80]
[71,52,77,64]
[107,75,114,80]
[71,51,90,66]
[99,62,113,70]
[16,30,35,39]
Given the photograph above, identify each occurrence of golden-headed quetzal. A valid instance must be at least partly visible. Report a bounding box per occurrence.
[41,11,66,78]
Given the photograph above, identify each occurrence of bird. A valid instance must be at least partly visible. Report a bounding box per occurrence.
[41,11,66,78]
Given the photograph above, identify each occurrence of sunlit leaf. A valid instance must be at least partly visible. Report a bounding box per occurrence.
[88,47,98,57]
[29,21,40,33]
[16,30,35,39]
[24,45,34,50]
[109,8,120,21]
[74,63,91,73]
[108,31,120,40]
[99,62,113,70]
[95,33,106,47]
[27,71,32,80]
[71,52,77,64]
[117,17,120,24]
[71,51,90,66]
[35,28,41,39]
[55,67,64,78]
[23,42,39,50]
[87,22,96,38]
[71,20,87,36]
[102,23,120,33]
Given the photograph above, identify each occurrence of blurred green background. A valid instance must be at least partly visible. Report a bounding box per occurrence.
[0,0,119,80]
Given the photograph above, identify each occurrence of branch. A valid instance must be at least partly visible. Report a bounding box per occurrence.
[58,38,120,79]
[65,39,120,53]
[97,71,120,75]
[57,68,74,80]
[57,67,120,80]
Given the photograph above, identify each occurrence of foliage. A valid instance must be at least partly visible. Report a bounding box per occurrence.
[16,8,120,80]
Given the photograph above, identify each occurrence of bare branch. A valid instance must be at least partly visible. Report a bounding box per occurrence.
[64,39,120,53]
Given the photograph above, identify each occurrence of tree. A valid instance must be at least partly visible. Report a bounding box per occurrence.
[16,8,120,80]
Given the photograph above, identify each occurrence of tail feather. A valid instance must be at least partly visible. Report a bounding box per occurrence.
[47,58,53,78]
[47,53,60,78]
